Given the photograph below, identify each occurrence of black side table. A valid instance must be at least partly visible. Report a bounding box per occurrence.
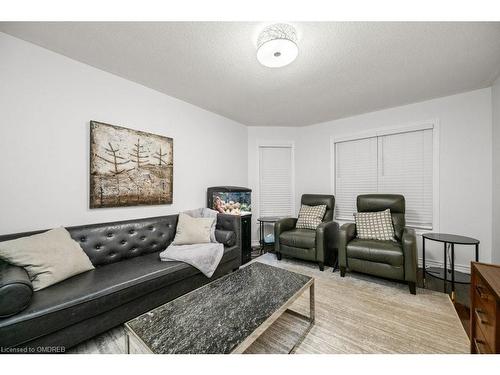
[257,216,285,254]
[422,233,479,301]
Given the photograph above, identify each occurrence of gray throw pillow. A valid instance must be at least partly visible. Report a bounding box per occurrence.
[172,213,215,245]
[355,209,396,241]
[295,204,327,230]
[0,227,95,291]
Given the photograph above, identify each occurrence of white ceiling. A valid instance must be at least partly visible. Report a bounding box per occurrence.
[2,22,500,127]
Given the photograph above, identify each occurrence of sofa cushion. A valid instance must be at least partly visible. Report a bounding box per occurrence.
[0,246,238,348]
[346,238,403,266]
[279,229,316,249]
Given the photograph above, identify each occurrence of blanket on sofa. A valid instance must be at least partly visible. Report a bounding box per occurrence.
[159,242,224,278]
[159,208,223,277]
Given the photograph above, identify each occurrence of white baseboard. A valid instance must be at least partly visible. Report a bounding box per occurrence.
[418,257,470,274]
[251,241,471,274]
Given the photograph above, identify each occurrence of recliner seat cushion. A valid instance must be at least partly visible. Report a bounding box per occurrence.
[0,245,238,348]
[279,229,316,249]
[346,239,403,266]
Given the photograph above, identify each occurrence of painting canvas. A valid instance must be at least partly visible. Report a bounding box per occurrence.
[90,121,173,208]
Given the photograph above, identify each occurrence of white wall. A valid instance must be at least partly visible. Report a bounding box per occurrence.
[0,33,248,234]
[493,75,500,264]
[1,31,496,269]
[248,89,493,270]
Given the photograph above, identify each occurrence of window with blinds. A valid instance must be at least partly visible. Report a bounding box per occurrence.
[259,145,294,217]
[334,127,433,229]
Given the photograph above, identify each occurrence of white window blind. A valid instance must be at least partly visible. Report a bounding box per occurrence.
[259,146,294,217]
[335,137,377,220]
[334,128,433,229]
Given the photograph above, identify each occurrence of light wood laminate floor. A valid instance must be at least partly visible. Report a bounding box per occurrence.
[70,253,469,354]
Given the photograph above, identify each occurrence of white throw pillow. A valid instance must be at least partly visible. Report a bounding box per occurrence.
[172,213,215,245]
[0,227,95,291]
[355,209,396,241]
[182,208,218,242]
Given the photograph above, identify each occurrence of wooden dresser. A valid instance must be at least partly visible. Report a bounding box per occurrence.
[470,262,500,354]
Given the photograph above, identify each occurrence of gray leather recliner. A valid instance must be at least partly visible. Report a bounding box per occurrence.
[338,194,418,294]
[275,194,338,271]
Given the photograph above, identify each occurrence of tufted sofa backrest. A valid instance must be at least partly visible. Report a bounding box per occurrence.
[0,214,242,269]
[67,215,178,267]
[0,215,179,268]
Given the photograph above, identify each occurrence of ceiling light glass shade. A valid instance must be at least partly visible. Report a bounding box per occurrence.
[257,23,298,68]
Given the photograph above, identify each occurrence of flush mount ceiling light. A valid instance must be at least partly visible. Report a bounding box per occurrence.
[257,23,298,68]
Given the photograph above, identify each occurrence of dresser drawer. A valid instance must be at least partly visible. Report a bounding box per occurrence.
[470,262,500,354]
[475,274,496,305]
[473,285,497,346]
[472,319,493,354]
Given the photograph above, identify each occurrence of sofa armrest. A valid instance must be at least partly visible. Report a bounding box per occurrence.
[402,227,418,283]
[274,218,298,253]
[315,221,339,264]
[0,261,33,318]
[215,229,236,247]
[338,223,356,268]
[216,214,241,262]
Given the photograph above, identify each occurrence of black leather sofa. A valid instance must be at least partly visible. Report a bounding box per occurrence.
[0,213,241,351]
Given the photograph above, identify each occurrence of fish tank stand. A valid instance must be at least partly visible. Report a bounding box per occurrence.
[207,186,252,265]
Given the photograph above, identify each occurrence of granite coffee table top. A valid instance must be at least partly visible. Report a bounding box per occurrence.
[125,261,313,354]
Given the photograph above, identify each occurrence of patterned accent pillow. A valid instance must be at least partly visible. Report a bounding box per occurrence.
[355,209,396,241]
[295,204,327,230]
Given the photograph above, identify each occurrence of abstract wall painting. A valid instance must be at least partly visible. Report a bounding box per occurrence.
[90,121,173,208]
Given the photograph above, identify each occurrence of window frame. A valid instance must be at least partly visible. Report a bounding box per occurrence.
[330,120,440,233]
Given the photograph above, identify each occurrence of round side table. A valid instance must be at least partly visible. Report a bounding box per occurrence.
[257,216,285,254]
[422,233,479,301]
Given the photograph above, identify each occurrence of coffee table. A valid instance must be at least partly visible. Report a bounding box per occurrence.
[124,262,314,354]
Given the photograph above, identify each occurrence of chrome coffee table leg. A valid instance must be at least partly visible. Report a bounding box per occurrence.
[125,330,130,354]
[287,282,315,354]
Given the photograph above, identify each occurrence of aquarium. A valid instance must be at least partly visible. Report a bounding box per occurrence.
[207,186,251,216]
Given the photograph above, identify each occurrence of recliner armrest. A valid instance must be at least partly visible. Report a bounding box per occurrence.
[315,221,339,263]
[274,218,298,253]
[402,227,418,283]
[275,217,297,235]
[338,222,356,268]
[0,261,33,318]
